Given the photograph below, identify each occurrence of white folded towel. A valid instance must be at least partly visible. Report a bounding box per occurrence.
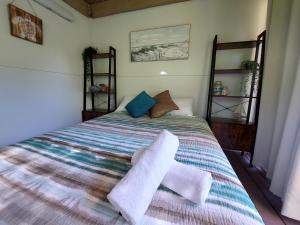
[107,130,179,225]
[132,149,212,205]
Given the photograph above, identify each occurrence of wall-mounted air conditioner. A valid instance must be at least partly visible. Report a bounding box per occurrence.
[32,0,74,22]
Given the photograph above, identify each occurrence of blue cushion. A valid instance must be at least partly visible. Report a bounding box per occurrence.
[125,91,157,118]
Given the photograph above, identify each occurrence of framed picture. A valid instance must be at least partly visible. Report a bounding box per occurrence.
[8,4,43,45]
[130,24,190,62]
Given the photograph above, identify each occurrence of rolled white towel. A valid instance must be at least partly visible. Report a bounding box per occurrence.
[132,149,212,205]
[107,130,179,225]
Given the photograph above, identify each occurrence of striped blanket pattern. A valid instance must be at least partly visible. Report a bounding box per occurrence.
[0,112,264,225]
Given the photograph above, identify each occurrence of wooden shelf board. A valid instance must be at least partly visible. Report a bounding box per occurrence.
[211,117,254,125]
[93,73,112,76]
[217,40,259,50]
[92,53,114,59]
[84,109,111,113]
[212,95,257,99]
[95,108,113,113]
[215,69,258,74]
[86,91,115,94]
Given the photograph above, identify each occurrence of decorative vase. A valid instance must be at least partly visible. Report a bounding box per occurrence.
[89,85,101,93]
[99,84,108,92]
[213,81,223,95]
[221,86,228,96]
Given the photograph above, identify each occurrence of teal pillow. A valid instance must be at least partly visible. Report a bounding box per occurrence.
[126,91,157,118]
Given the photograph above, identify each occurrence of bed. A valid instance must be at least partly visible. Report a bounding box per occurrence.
[0,112,264,225]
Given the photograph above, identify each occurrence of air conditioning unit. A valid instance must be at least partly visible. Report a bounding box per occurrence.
[32,0,74,22]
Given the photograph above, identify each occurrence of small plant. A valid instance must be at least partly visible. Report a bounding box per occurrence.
[241,60,259,70]
[240,60,260,96]
[82,47,98,59]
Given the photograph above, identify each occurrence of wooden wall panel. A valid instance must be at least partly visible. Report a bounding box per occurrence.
[64,0,189,18]
[63,0,91,17]
[91,0,189,18]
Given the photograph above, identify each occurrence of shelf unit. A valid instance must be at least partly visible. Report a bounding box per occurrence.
[82,46,117,121]
[210,117,250,125]
[212,95,257,99]
[206,31,266,166]
[214,69,259,74]
[93,73,111,76]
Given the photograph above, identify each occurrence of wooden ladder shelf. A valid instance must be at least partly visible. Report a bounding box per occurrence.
[82,46,117,121]
[206,31,266,166]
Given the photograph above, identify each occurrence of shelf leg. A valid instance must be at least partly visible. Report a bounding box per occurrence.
[249,152,254,167]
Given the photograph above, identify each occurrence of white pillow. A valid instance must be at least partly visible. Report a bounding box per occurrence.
[115,96,134,112]
[168,97,193,116]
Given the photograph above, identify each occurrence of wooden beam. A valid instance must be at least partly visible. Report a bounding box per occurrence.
[62,0,91,17]
[91,0,190,18]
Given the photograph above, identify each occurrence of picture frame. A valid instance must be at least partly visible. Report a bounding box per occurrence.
[130,24,191,62]
[8,4,43,45]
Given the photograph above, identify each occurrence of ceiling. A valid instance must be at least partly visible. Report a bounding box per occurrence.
[63,0,189,18]
[84,0,108,3]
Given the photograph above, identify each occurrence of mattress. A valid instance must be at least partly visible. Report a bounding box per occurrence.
[0,112,264,225]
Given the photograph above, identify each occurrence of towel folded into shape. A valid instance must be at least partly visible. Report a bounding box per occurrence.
[107,130,179,225]
[132,149,212,205]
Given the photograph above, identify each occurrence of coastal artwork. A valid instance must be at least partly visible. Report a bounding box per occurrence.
[130,25,190,62]
[9,4,43,45]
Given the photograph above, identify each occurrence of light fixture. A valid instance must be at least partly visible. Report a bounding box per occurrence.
[160,71,168,75]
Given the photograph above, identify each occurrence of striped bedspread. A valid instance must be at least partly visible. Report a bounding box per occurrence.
[0,112,264,225]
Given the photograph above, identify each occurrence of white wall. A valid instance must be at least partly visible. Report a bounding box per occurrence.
[0,0,268,148]
[90,0,268,116]
[0,0,90,147]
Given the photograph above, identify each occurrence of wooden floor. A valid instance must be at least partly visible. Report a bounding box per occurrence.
[225,150,300,225]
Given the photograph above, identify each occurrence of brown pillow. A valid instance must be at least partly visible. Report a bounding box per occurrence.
[150,90,179,118]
